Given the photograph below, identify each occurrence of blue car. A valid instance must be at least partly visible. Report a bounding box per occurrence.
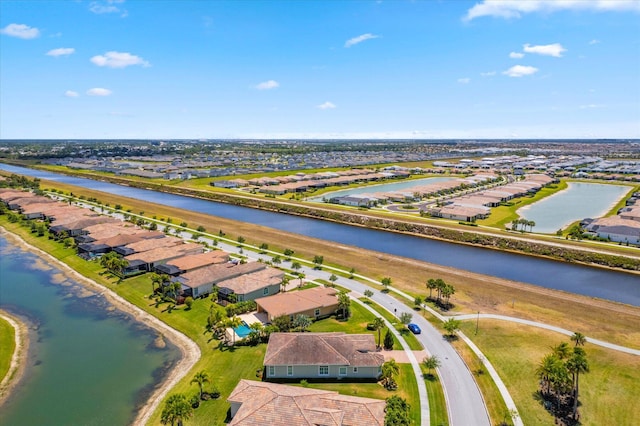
[407,323,421,334]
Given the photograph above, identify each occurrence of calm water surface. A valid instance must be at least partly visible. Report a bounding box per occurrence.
[0,236,180,426]
[1,164,638,306]
[518,182,631,234]
[308,176,453,201]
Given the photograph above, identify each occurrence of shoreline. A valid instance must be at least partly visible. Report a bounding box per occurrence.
[0,309,29,406]
[0,227,201,426]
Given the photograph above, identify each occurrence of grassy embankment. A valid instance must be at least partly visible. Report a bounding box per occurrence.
[0,217,422,425]
[0,315,16,383]
[458,320,640,426]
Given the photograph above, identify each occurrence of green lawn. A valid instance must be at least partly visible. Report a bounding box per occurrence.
[0,314,16,384]
[459,320,640,426]
[359,298,424,351]
[421,365,449,426]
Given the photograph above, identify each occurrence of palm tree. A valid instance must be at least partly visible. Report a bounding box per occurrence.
[443,318,460,337]
[529,220,536,232]
[536,353,561,396]
[226,316,243,345]
[426,278,437,300]
[511,219,519,231]
[293,314,312,332]
[571,331,587,347]
[297,272,306,288]
[422,355,441,377]
[337,291,351,319]
[190,370,210,400]
[371,317,385,348]
[160,393,193,426]
[553,342,571,360]
[381,277,392,291]
[566,350,589,419]
[381,359,400,389]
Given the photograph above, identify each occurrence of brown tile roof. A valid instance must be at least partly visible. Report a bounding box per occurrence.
[228,380,384,426]
[165,250,229,272]
[125,242,203,263]
[255,286,339,318]
[0,192,37,202]
[264,333,383,368]
[82,222,133,240]
[218,268,284,295]
[179,261,266,288]
[122,235,182,253]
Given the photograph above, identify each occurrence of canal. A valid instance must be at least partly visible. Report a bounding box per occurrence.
[1,164,638,306]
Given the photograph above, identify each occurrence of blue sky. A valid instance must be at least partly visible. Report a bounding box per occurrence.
[1,0,639,139]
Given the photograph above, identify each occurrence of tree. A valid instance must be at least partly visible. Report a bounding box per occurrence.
[271,255,282,265]
[313,255,324,269]
[293,314,312,332]
[291,262,302,273]
[226,316,243,345]
[371,317,386,348]
[259,242,269,253]
[236,236,245,245]
[184,297,194,310]
[422,355,441,377]
[426,278,437,300]
[380,359,400,390]
[297,273,306,287]
[280,276,290,292]
[283,248,294,259]
[190,370,210,400]
[553,342,571,360]
[349,267,356,278]
[384,395,411,426]
[443,318,460,337]
[566,348,589,419]
[383,328,394,350]
[329,274,338,286]
[364,289,374,299]
[196,225,206,232]
[272,315,292,332]
[381,277,392,291]
[414,296,423,310]
[571,331,587,347]
[536,353,563,396]
[160,393,193,426]
[337,291,351,319]
[441,284,455,308]
[511,219,519,231]
[399,312,412,325]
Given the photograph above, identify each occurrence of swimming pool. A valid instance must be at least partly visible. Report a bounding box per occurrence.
[234,321,252,338]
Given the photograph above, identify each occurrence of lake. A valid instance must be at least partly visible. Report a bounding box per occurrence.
[0,236,180,426]
[518,182,631,234]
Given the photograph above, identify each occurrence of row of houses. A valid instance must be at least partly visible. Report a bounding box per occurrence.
[583,191,640,245]
[426,174,554,222]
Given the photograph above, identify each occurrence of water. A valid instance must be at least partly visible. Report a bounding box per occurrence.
[518,182,631,233]
[0,236,181,426]
[308,176,453,201]
[234,321,251,338]
[1,164,638,306]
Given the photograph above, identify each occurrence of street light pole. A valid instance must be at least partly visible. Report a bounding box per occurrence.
[475,311,479,335]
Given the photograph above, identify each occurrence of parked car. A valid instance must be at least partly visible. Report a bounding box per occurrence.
[407,323,421,334]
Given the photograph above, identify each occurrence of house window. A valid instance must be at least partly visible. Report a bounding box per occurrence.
[263,287,269,295]
[268,366,275,377]
[314,308,320,317]
[353,367,358,373]
[339,367,347,376]
[318,366,329,376]
[287,366,293,376]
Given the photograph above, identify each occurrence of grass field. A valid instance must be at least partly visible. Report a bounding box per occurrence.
[421,364,449,426]
[0,314,16,384]
[458,320,640,426]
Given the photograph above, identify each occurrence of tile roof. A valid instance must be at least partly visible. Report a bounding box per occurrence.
[228,380,385,426]
[179,261,266,288]
[264,332,383,368]
[164,250,229,271]
[255,286,339,318]
[125,242,204,263]
[218,268,284,295]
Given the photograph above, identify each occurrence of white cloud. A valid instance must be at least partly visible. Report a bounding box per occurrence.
[86,88,112,96]
[457,78,471,84]
[90,51,149,68]
[523,43,566,57]
[480,71,496,77]
[579,104,605,109]
[65,90,79,98]
[255,80,279,90]
[0,23,40,39]
[344,33,380,48]
[503,65,539,77]
[317,101,336,110]
[509,52,524,59]
[589,39,600,45]
[90,0,126,15]
[464,0,640,21]
[47,48,75,57]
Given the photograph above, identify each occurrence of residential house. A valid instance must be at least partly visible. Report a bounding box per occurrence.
[227,379,385,426]
[217,267,284,302]
[263,332,384,380]
[154,250,229,276]
[173,261,266,298]
[123,242,204,274]
[255,286,339,322]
